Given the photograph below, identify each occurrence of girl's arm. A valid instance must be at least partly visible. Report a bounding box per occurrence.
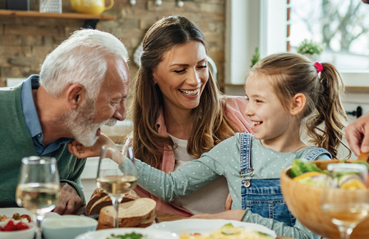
[119,151,225,202]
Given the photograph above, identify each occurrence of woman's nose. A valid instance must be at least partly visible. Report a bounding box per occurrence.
[186,69,201,86]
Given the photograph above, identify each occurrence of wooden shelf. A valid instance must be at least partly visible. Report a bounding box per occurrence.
[0,9,115,20]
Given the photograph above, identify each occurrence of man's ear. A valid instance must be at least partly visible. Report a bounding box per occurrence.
[66,83,86,109]
[290,93,306,116]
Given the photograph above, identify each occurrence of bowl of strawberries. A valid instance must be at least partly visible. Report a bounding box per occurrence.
[0,212,35,239]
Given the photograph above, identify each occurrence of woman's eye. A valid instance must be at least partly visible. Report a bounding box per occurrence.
[110,101,119,106]
[256,100,263,103]
[174,69,186,73]
[197,65,207,69]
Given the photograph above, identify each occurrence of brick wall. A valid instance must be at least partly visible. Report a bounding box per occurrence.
[0,0,225,87]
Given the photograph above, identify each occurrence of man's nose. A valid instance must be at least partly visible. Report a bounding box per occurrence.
[114,101,126,121]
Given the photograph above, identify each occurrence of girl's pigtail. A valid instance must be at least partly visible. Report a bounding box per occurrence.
[306,63,350,159]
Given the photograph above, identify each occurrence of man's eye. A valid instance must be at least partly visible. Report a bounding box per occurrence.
[174,69,186,73]
[110,101,119,106]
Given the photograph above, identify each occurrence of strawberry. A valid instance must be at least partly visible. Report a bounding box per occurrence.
[15,222,29,231]
[3,220,17,231]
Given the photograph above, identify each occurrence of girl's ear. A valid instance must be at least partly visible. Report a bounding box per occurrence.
[290,93,306,115]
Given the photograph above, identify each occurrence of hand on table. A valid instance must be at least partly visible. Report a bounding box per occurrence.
[190,209,246,221]
[68,133,116,159]
[345,113,369,156]
[53,183,83,215]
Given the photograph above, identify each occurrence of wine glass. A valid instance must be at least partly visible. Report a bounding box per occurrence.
[96,145,137,228]
[321,163,369,239]
[16,156,60,238]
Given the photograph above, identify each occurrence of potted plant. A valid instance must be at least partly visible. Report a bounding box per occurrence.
[297,39,324,62]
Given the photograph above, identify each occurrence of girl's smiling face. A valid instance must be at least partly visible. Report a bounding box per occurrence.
[152,41,209,113]
[245,73,295,143]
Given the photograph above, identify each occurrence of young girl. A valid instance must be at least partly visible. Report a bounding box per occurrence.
[70,52,348,238]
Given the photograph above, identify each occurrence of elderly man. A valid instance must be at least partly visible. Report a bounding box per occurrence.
[0,29,129,214]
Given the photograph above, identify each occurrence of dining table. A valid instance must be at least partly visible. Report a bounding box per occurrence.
[155,211,294,239]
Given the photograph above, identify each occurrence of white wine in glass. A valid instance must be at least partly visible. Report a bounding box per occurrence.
[16,156,60,237]
[321,163,369,239]
[96,146,137,228]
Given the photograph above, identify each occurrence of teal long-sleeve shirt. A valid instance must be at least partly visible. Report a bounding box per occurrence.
[120,133,330,239]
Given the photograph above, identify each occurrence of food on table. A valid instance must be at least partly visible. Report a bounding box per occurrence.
[180,223,274,239]
[0,213,32,222]
[0,220,29,231]
[106,232,146,239]
[86,188,139,216]
[290,159,369,189]
[97,198,156,229]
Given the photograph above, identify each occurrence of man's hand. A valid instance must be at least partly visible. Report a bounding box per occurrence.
[53,183,83,215]
[68,133,115,159]
[345,114,369,156]
[190,209,246,221]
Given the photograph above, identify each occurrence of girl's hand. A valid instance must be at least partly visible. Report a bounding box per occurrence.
[67,133,116,159]
[225,193,233,210]
[190,209,246,221]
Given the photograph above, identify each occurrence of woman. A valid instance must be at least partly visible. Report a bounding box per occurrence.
[71,15,252,217]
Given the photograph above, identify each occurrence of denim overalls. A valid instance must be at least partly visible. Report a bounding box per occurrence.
[239,133,331,226]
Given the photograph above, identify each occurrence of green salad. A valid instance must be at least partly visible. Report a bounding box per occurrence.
[107,232,146,239]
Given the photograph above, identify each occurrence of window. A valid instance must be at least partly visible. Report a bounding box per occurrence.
[290,0,369,71]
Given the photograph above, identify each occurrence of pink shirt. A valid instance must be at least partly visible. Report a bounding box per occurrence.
[132,96,252,217]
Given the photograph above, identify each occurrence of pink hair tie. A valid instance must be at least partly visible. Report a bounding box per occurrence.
[314,62,323,73]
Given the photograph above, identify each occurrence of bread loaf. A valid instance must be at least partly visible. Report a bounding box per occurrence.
[85,189,139,216]
[97,198,156,229]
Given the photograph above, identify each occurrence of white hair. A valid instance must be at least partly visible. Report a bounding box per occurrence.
[39,29,129,99]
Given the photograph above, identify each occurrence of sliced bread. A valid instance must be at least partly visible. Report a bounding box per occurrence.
[97,198,156,229]
[86,189,140,216]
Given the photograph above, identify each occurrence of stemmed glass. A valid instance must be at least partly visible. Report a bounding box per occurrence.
[96,145,137,228]
[16,156,60,238]
[321,163,369,239]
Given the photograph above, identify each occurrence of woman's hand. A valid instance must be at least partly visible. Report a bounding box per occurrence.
[67,133,116,159]
[190,209,246,221]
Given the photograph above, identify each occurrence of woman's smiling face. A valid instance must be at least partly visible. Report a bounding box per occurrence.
[152,41,209,112]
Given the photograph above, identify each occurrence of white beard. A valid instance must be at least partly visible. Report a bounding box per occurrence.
[64,99,117,147]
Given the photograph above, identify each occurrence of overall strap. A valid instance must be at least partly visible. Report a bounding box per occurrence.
[239,133,253,188]
[304,148,332,162]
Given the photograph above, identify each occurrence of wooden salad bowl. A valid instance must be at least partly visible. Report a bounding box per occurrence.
[280,160,369,239]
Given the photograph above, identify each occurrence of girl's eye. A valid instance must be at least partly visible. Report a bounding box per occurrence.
[256,100,263,103]
[174,69,186,73]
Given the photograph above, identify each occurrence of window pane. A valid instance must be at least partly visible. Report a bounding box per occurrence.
[290,0,369,71]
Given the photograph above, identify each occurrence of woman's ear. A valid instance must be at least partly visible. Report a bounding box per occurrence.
[66,83,86,109]
[290,93,306,115]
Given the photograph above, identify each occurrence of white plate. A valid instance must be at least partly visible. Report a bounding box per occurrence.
[75,228,179,239]
[149,219,277,238]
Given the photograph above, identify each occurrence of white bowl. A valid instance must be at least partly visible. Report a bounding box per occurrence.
[42,215,97,239]
[0,221,35,239]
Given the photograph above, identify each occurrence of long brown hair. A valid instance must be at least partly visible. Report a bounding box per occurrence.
[131,16,236,168]
[250,53,350,159]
